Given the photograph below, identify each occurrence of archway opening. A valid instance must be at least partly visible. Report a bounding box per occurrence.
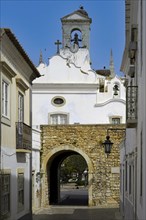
[47,150,88,206]
[70,29,82,48]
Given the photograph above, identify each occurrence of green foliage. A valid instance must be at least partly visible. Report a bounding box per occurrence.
[76,180,85,186]
[60,155,87,182]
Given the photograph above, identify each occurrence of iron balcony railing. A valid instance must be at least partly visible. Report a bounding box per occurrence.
[126,86,138,128]
[16,122,32,150]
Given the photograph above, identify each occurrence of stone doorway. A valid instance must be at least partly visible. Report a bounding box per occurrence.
[47,150,88,205]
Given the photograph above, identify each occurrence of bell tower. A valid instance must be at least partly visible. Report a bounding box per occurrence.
[61,6,92,50]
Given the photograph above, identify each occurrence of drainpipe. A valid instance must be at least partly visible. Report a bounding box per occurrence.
[122,164,124,217]
[29,86,33,218]
[123,137,127,219]
[134,148,137,220]
[0,61,2,220]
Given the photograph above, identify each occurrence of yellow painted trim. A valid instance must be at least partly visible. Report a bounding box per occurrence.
[17,168,25,173]
[0,169,11,174]
[16,149,31,153]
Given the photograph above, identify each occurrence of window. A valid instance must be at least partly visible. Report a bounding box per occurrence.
[18,173,24,211]
[18,92,24,122]
[1,174,10,217]
[51,96,66,107]
[112,118,120,124]
[50,114,68,124]
[54,98,64,105]
[2,80,9,117]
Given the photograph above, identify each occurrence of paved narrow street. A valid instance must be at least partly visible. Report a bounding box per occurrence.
[33,206,122,220]
[33,187,122,220]
[59,187,88,206]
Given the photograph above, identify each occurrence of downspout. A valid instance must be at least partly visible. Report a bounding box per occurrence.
[29,85,33,218]
[0,30,4,219]
[0,62,2,220]
[123,138,127,219]
[134,148,137,220]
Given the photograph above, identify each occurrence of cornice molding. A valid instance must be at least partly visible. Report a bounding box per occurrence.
[32,83,99,92]
[94,99,126,107]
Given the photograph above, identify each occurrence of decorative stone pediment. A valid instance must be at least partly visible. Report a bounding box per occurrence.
[62,13,89,21]
[61,8,92,23]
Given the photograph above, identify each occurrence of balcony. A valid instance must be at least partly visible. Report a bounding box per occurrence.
[16,122,32,152]
[126,86,138,128]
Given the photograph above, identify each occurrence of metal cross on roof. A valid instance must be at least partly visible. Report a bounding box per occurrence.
[54,40,62,54]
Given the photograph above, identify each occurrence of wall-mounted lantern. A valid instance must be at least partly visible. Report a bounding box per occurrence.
[102,128,126,156]
[102,135,113,155]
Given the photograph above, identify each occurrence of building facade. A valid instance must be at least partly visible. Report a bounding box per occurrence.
[120,1,146,219]
[32,7,126,127]
[0,28,40,220]
[32,7,126,208]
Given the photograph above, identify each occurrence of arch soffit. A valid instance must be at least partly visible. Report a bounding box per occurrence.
[42,145,94,172]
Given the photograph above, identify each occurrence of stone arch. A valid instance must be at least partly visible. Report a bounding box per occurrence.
[70,28,82,47]
[41,145,94,207]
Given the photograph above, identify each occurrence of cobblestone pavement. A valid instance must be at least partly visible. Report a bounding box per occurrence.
[33,206,122,220]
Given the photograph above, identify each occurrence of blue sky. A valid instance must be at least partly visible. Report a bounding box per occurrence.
[1,0,125,75]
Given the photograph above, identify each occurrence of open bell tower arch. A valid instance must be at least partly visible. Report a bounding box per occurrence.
[61,6,92,50]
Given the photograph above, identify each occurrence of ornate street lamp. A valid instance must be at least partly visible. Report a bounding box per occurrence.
[102,135,113,155]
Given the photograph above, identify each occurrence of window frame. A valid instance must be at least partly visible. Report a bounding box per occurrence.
[51,96,66,107]
[49,112,69,125]
[17,172,24,212]
[1,62,16,126]
[18,92,24,122]
[109,116,122,124]
[0,173,11,218]
[112,118,121,124]
[2,79,10,119]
